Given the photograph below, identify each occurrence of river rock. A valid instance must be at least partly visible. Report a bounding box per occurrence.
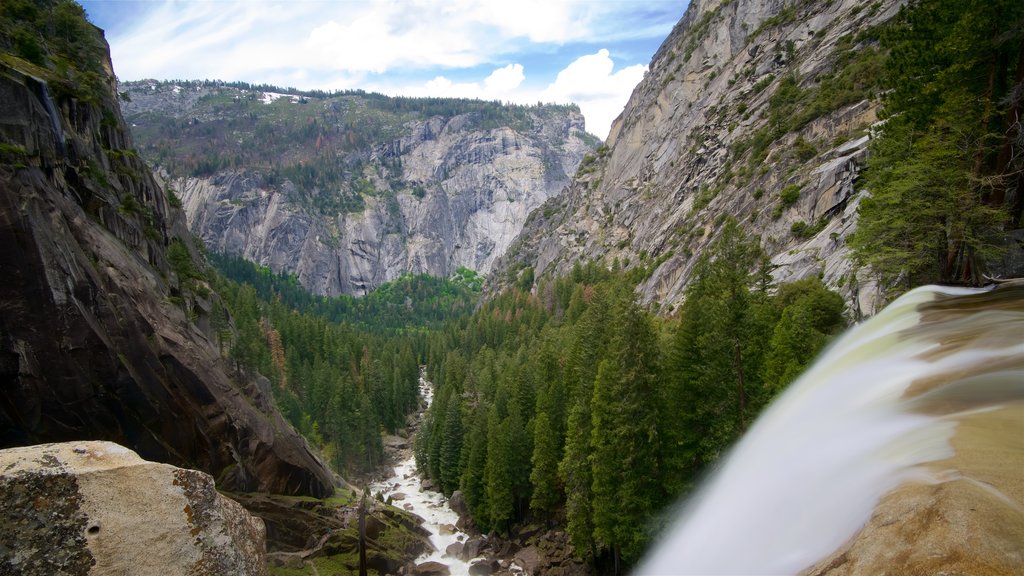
[448,490,470,518]
[513,545,544,574]
[439,523,457,536]
[391,492,407,501]
[0,441,266,576]
[445,542,464,557]
[461,537,484,560]
[412,560,451,576]
[469,559,497,575]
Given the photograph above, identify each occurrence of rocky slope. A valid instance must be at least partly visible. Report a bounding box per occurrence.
[0,5,334,497]
[495,0,905,315]
[120,82,595,296]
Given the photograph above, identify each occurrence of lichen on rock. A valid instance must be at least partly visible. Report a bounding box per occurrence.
[0,441,267,576]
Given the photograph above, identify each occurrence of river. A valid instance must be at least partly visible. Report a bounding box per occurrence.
[369,376,490,575]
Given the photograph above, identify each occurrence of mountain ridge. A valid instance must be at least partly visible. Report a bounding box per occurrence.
[120,80,595,296]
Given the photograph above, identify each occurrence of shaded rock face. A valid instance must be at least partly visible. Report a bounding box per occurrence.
[122,83,594,297]
[495,0,905,314]
[0,441,266,576]
[0,37,333,497]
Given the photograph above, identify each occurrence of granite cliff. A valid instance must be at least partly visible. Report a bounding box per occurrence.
[495,0,906,315]
[0,1,334,497]
[120,82,595,296]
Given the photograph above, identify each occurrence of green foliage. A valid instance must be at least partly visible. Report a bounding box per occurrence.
[209,252,479,332]
[850,0,1022,290]
[212,268,432,474]
[0,0,109,102]
[762,278,846,394]
[167,240,203,283]
[779,184,801,207]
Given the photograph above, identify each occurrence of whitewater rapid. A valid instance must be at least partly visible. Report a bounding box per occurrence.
[369,377,486,575]
[639,283,1024,574]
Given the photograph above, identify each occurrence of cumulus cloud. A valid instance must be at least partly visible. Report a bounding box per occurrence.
[540,50,647,139]
[93,0,674,138]
[106,0,605,81]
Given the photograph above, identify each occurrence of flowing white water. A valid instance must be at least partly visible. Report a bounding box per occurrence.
[370,377,486,575]
[639,283,1024,575]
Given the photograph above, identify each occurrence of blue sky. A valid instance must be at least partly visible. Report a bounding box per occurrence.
[80,0,687,138]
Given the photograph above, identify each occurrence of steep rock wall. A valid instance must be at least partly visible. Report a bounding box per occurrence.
[496,0,905,315]
[0,36,334,497]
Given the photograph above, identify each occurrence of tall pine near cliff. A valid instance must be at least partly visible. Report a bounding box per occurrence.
[851,0,1024,289]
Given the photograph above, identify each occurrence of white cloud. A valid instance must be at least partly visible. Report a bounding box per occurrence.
[98,1,668,138]
[540,49,647,139]
[397,63,524,101]
[380,50,645,139]
[483,64,526,94]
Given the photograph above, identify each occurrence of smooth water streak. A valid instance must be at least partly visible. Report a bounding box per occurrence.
[639,283,1024,575]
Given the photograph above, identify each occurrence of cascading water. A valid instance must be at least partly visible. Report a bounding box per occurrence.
[370,375,489,575]
[639,282,1024,575]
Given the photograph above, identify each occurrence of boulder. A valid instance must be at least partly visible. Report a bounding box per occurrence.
[412,560,451,576]
[461,537,484,560]
[0,441,266,576]
[513,545,544,574]
[439,523,457,536]
[445,542,464,558]
[469,559,496,575]
[448,490,470,518]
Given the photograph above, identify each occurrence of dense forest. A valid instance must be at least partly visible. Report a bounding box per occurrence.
[850,0,1024,289]
[208,255,481,475]
[210,218,846,569]
[413,221,846,570]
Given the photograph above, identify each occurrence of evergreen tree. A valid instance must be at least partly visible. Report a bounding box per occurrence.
[460,408,490,530]
[439,397,464,495]
[851,0,1024,288]
[661,220,763,497]
[589,288,662,568]
[485,403,514,534]
[529,411,561,518]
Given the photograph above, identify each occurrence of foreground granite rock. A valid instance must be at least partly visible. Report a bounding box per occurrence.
[0,441,266,576]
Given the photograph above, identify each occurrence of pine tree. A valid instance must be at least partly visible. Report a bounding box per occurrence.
[661,219,763,497]
[485,403,514,534]
[529,411,561,517]
[439,397,463,495]
[460,408,490,531]
[589,287,662,567]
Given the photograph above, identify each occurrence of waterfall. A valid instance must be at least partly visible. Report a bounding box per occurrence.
[639,282,1024,575]
[27,76,66,158]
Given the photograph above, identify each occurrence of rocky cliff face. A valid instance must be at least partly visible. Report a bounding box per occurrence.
[496,0,905,315]
[121,83,594,296]
[0,13,333,497]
